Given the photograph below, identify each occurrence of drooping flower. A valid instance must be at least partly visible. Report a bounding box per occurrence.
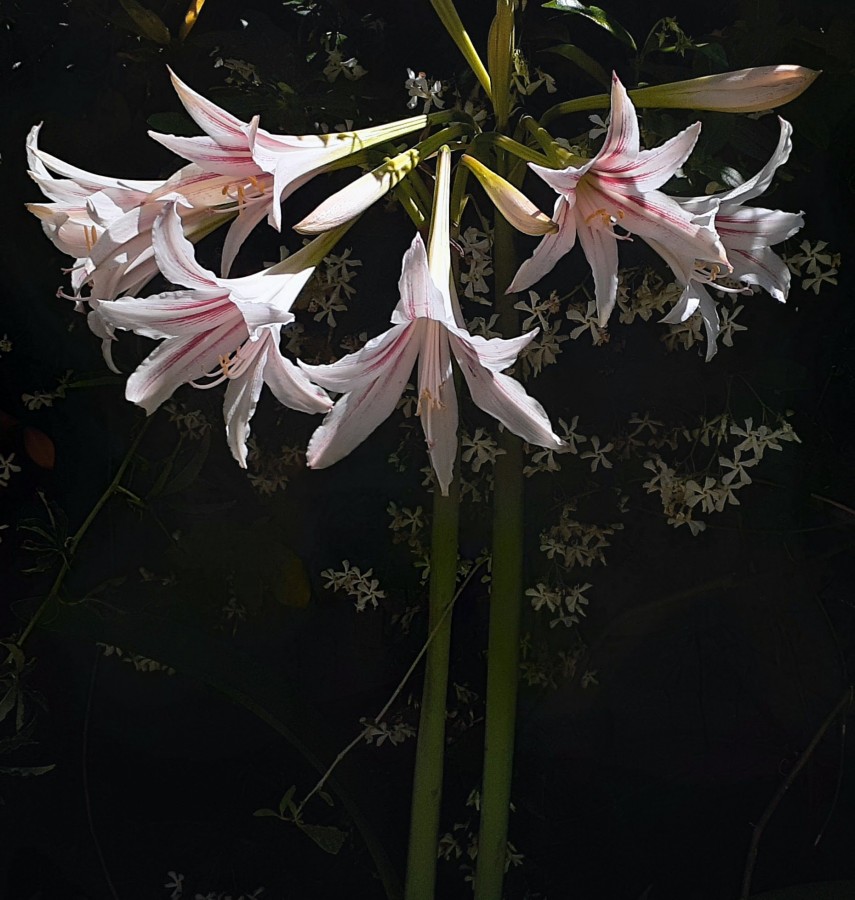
[26,124,272,301]
[91,203,337,466]
[657,118,803,359]
[151,69,430,233]
[509,73,729,327]
[301,147,566,495]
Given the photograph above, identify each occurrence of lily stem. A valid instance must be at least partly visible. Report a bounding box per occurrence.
[404,474,460,900]
[474,164,524,900]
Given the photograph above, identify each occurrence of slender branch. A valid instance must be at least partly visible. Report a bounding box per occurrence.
[293,557,483,822]
[13,419,150,652]
[810,493,855,519]
[82,650,119,900]
[739,686,854,900]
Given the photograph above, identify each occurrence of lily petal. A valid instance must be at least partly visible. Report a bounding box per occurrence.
[305,324,422,469]
[126,318,248,414]
[507,197,577,293]
[449,332,565,450]
[152,204,219,290]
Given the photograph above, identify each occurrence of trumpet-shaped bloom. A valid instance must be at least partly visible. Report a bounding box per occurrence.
[509,73,729,327]
[657,118,803,359]
[92,204,331,465]
[151,68,429,233]
[26,124,275,301]
[301,148,565,495]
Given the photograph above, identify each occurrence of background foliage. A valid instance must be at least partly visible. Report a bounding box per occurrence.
[1,0,854,897]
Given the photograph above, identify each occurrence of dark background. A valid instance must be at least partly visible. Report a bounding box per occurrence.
[1,1,854,898]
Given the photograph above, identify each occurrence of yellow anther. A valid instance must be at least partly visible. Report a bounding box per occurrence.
[584,207,615,227]
[219,355,232,377]
[416,387,445,416]
[82,224,98,252]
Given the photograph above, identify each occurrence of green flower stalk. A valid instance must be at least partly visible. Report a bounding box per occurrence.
[474,159,525,900]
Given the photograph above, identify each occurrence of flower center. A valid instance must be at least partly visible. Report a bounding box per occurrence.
[220,175,269,207]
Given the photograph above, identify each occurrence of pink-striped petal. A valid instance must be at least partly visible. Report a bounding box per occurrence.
[300,324,413,395]
[716,206,803,248]
[91,291,235,339]
[147,131,258,176]
[166,68,250,150]
[417,320,458,495]
[507,197,578,293]
[221,197,271,277]
[126,317,248,414]
[445,324,538,373]
[224,267,309,336]
[727,245,792,302]
[449,332,565,451]
[574,190,620,326]
[598,122,701,192]
[391,233,455,324]
[595,74,641,167]
[305,326,422,469]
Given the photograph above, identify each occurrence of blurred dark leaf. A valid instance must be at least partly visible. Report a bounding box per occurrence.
[23,427,55,470]
[117,0,171,45]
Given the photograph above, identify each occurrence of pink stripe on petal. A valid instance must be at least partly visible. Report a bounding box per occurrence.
[306,330,421,469]
[126,318,247,413]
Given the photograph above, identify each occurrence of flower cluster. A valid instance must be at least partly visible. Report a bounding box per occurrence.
[785,239,841,294]
[642,413,801,535]
[26,60,816,495]
[511,76,804,361]
[321,559,386,611]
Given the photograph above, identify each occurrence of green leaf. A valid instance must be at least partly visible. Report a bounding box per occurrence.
[118,0,171,45]
[0,686,17,725]
[542,0,636,50]
[696,42,728,68]
[0,764,55,777]
[297,822,348,855]
[543,44,610,89]
[253,808,282,818]
[0,641,25,672]
[278,785,297,817]
[158,432,211,497]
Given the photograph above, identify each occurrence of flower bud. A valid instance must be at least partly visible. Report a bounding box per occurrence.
[461,154,557,236]
[629,65,819,113]
[296,148,421,233]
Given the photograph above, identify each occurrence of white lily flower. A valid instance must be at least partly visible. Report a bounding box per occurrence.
[26,124,273,301]
[509,73,729,327]
[92,204,337,466]
[150,68,429,234]
[301,147,566,495]
[657,118,803,359]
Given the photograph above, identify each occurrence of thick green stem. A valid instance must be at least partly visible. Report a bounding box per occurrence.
[404,477,460,900]
[474,166,524,900]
